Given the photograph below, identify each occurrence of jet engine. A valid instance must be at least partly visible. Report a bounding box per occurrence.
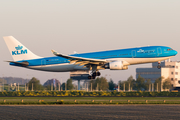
[104,61,128,70]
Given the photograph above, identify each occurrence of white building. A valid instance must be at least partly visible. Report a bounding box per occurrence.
[136,59,180,88]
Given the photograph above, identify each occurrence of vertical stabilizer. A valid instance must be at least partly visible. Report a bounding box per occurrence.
[3,36,41,61]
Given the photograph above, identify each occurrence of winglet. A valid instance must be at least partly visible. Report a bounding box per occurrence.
[51,50,58,55]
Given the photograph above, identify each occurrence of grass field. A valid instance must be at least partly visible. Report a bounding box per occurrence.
[0,97,180,104]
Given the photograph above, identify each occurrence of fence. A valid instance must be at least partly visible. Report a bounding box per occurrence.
[1,98,180,104]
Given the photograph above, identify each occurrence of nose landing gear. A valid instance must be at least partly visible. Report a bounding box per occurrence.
[157,61,161,69]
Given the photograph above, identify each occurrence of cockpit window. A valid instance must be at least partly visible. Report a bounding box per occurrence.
[167,48,173,51]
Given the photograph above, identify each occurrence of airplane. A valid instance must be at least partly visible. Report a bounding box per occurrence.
[4,36,178,79]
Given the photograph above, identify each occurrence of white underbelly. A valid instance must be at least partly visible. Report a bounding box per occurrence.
[27,63,89,72]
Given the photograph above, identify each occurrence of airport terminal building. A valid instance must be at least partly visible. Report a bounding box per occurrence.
[136,60,180,88]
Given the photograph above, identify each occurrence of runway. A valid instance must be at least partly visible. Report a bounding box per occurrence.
[0,105,180,120]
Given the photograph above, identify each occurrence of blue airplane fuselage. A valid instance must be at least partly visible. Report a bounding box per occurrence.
[10,45,177,72]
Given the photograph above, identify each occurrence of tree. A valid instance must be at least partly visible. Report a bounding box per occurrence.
[108,79,115,90]
[45,85,51,90]
[145,79,152,91]
[28,77,44,90]
[61,83,65,90]
[154,77,164,91]
[43,79,60,90]
[119,80,134,91]
[89,80,96,90]
[127,75,136,90]
[118,80,123,90]
[136,75,145,91]
[124,81,129,90]
[97,77,109,90]
[67,78,73,90]
[163,78,172,90]
[0,78,7,84]
[89,77,109,91]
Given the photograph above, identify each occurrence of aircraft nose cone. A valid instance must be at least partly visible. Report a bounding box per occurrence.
[174,50,178,55]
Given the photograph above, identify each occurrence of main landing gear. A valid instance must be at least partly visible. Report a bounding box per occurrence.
[88,71,101,79]
[157,61,161,69]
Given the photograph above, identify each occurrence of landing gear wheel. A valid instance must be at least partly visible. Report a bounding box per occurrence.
[96,71,101,76]
[92,76,96,79]
[157,65,161,69]
[88,75,96,79]
[88,75,92,79]
[92,71,101,76]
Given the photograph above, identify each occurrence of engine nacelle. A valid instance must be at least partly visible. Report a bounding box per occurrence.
[104,61,128,70]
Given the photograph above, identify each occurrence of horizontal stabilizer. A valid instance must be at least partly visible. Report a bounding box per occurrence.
[6,61,29,66]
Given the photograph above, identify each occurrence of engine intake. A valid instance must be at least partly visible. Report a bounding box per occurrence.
[104,61,128,70]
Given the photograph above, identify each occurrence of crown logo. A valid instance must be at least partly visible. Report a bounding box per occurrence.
[137,49,144,53]
[15,45,23,50]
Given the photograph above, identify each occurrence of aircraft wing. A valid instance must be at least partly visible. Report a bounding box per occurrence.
[51,50,107,68]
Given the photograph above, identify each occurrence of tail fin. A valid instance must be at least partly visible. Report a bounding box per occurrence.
[3,36,41,61]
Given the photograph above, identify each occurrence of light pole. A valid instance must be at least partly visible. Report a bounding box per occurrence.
[97,83,98,91]
[26,74,28,91]
[25,83,26,91]
[91,83,92,91]
[18,83,19,91]
[61,77,62,91]
[2,74,4,91]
